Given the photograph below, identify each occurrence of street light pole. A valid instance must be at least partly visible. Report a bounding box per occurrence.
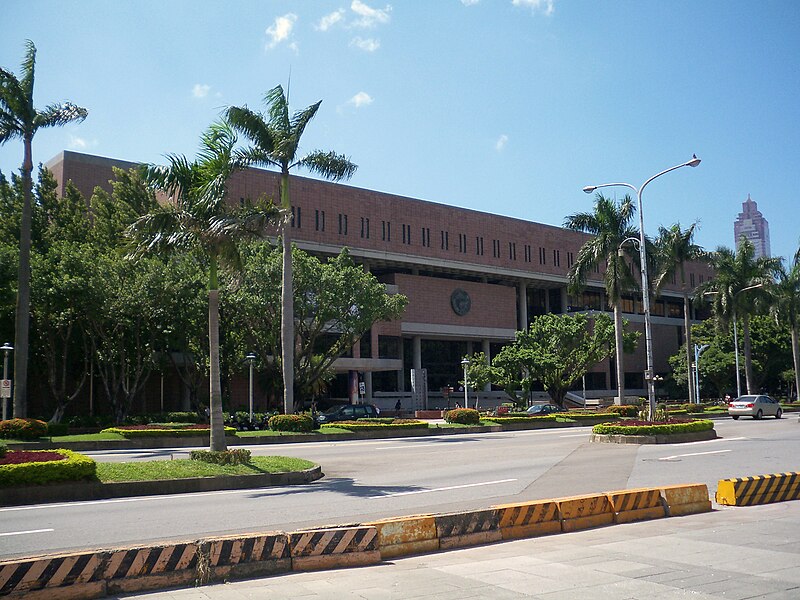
[1,343,13,421]
[584,156,701,421]
[461,358,469,409]
[694,344,709,404]
[246,353,257,422]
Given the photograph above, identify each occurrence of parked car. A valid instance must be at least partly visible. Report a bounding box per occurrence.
[526,403,561,415]
[315,403,380,425]
[728,395,782,420]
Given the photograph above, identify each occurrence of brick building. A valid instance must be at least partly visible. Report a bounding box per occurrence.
[45,150,712,411]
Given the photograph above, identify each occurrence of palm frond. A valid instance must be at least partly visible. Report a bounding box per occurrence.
[265,85,290,134]
[19,40,36,103]
[35,102,88,129]
[225,105,274,153]
[295,150,357,181]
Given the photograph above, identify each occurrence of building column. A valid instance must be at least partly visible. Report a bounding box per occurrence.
[364,371,373,401]
[518,281,528,331]
[561,287,569,313]
[544,289,550,313]
[413,336,422,370]
[482,340,491,391]
[466,340,474,357]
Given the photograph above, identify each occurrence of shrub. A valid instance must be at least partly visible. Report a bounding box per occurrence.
[190,449,252,465]
[47,422,69,437]
[592,419,714,436]
[0,418,49,440]
[0,449,96,487]
[0,441,6,458]
[484,415,557,423]
[322,419,429,432]
[444,408,481,425]
[269,414,314,433]
[603,405,638,417]
[100,425,236,438]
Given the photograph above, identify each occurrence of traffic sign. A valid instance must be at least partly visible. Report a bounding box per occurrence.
[0,379,11,398]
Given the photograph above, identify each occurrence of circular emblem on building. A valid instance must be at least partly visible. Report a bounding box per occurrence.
[450,288,471,316]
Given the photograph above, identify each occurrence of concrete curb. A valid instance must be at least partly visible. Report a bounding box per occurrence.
[590,428,718,444]
[0,466,323,507]
[0,483,715,599]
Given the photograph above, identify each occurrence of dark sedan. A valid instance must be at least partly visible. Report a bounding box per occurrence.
[526,403,561,415]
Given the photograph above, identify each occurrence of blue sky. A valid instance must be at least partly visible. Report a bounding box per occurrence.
[3,0,799,262]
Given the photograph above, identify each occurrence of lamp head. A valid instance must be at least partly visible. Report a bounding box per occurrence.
[686,154,701,168]
[582,186,596,194]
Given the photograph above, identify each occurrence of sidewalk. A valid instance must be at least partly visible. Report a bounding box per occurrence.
[114,502,800,599]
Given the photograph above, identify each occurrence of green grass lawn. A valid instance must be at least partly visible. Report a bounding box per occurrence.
[95,456,316,483]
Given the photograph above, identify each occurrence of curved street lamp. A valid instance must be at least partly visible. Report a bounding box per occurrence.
[584,156,701,420]
[1,343,13,421]
[245,352,257,422]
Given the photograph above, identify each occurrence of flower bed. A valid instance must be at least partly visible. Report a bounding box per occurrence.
[484,415,558,424]
[321,419,428,432]
[0,449,96,486]
[100,425,236,438]
[592,418,714,436]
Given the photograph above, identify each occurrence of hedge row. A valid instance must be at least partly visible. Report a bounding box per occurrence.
[0,418,49,440]
[321,419,429,432]
[190,449,252,465]
[100,426,237,438]
[556,412,619,421]
[0,449,96,487]
[592,419,714,436]
[485,415,557,424]
[268,414,315,433]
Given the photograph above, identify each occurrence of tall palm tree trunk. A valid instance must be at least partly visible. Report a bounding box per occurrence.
[207,273,226,451]
[742,314,755,395]
[280,172,295,414]
[683,291,694,403]
[13,135,33,418]
[613,303,625,405]
[791,325,799,401]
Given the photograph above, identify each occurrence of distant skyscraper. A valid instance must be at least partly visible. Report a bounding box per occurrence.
[734,194,771,258]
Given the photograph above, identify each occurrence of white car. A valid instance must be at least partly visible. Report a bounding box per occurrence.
[728,395,782,420]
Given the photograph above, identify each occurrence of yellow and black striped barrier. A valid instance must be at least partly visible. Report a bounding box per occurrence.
[434,508,501,549]
[716,472,800,506]
[606,488,666,524]
[494,499,561,540]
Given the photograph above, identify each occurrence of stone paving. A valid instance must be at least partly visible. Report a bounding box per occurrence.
[114,501,800,599]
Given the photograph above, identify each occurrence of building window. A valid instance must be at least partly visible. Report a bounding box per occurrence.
[553,249,561,267]
[524,244,531,263]
[421,227,431,247]
[338,213,348,235]
[539,247,546,265]
[666,301,682,318]
[315,209,325,232]
[360,217,370,239]
[359,329,372,358]
[291,206,301,228]
[440,230,449,250]
[492,239,501,258]
[476,236,484,256]
[402,223,412,245]
[508,242,516,260]
[567,251,574,267]
[378,335,402,359]
[621,295,635,314]
[690,273,695,287]
[459,233,467,253]
[382,220,390,241]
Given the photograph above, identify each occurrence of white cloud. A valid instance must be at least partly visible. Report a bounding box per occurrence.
[69,135,97,150]
[348,91,374,108]
[495,134,509,151]
[192,83,211,98]
[511,0,555,15]
[266,13,298,49]
[350,37,380,52]
[461,0,480,5]
[351,0,392,28]
[316,9,345,31]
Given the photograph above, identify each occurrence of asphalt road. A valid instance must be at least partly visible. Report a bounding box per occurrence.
[1,418,797,561]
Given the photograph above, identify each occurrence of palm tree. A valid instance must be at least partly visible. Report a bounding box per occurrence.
[770,243,800,401]
[696,239,781,395]
[653,223,705,403]
[127,122,281,450]
[227,85,357,414]
[0,40,87,417]
[565,193,639,405]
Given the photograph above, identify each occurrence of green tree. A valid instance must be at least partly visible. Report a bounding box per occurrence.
[696,239,781,395]
[230,245,407,406]
[227,86,357,413]
[565,194,639,405]
[653,223,705,402]
[493,313,635,407]
[0,40,87,417]
[769,244,800,400]
[128,122,281,450]
[462,352,495,409]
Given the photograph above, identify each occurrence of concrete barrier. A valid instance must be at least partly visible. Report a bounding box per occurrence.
[606,488,666,524]
[660,483,712,516]
[557,493,614,532]
[434,508,501,550]
[716,472,800,506]
[493,500,561,540]
[197,532,290,584]
[367,514,439,559]
[288,526,380,572]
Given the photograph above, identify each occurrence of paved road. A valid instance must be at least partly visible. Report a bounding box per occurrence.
[112,501,800,599]
[1,418,796,560]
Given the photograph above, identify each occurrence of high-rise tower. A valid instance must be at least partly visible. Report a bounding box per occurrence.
[734,194,770,258]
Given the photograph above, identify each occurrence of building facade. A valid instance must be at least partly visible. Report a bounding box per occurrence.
[734,194,771,258]
[45,150,713,411]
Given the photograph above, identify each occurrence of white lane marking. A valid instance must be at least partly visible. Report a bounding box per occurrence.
[559,433,590,438]
[667,436,746,447]
[0,528,54,537]
[659,449,731,461]
[376,442,466,450]
[368,479,517,499]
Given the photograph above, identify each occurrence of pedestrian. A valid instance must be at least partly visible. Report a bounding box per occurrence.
[395,398,402,417]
